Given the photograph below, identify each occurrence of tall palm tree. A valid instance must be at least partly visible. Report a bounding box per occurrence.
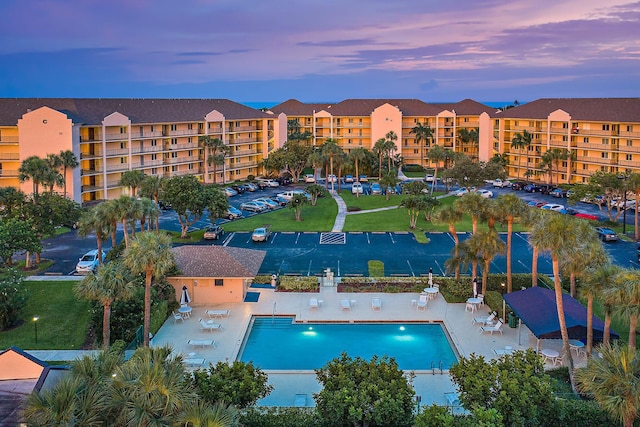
[348,147,368,198]
[373,137,387,179]
[74,262,134,349]
[493,194,527,292]
[510,130,532,179]
[457,128,479,159]
[380,171,399,201]
[18,155,48,196]
[540,148,566,186]
[77,204,110,265]
[522,208,546,287]
[427,144,447,194]
[321,139,342,192]
[575,343,640,427]
[410,122,433,168]
[628,172,640,240]
[384,131,398,172]
[114,195,138,247]
[118,169,146,196]
[433,204,464,278]
[561,230,608,298]
[138,175,163,231]
[122,232,174,347]
[580,264,619,356]
[101,199,120,248]
[200,135,230,184]
[530,213,593,390]
[58,150,79,198]
[465,229,506,295]
[606,268,640,351]
[454,192,486,234]
[307,148,324,182]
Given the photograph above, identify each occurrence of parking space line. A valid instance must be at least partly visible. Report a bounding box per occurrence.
[515,232,530,243]
[406,260,415,277]
[446,233,457,244]
[366,233,370,244]
[389,233,396,244]
[222,233,234,246]
[295,233,300,244]
[434,259,445,275]
[490,260,503,274]
[270,233,277,244]
[307,260,313,276]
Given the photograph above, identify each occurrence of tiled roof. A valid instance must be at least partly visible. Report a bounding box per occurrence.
[269,99,333,116]
[0,98,271,126]
[495,98,640,122]
[170,245,266,278]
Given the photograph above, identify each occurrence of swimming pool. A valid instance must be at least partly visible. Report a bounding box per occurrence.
[238,317,458,370]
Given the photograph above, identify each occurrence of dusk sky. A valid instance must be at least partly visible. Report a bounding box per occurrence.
[1,0,639,105]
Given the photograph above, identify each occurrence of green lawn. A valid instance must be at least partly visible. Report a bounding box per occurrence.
[221,196,338,232]
[0,280,91,350]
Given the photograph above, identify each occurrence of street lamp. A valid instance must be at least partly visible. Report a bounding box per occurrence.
[33,316,39,344]
[618,174,629,236]
[501,283,506,323]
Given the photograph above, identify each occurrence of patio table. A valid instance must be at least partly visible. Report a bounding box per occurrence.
[541,348,559,364]
[569,339,585,356]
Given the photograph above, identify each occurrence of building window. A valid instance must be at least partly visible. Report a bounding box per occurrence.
[151,168,157,174]
[414,149,418,154]
[120,142,126,149]
[188,137,192,143]
[188,123,193,130]
[120,127,126,134]
[562,135,567,141]
[602,138,609,145]
[627,140,633,146]
[151,154,157,161]
[171,138,177,145]
[584,137,589,143]
[150,125,154,132]
[171,152,178,158]
[188,150,193,156]
[602,124,610,131]
[188,163,194,170]
[171,165,178,172]
[562,123,568,129]
[151,139,157,146]
[215,279,223,287]
[120,157,127,164]
[583,164,588,170]
[601,152,609,159]
[626,154,633,161]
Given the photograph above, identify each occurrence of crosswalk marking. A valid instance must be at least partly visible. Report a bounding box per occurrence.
[320,232,346,244]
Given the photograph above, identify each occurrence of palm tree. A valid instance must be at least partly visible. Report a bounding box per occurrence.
[575,342,640,427]
[454,192,486,234]
[139,175,163,231]
[348,147,368,198]
[529,213,594,390]
[373,138,387,179]
[307,148,324,182]
[433,204,464,278]
[384,131,398,172]
[540,148,566,185]
[580,264,620,356]
[200,135,230,184]
[114,195,138,247]
[122,232,174,347]
[493,194,527,292]
[58,150,79,198]
[457,128,479,159]
[321,139,342,193]
[561,231,608,298]
[410,122,433,168]
[74,262,135,349]
[522,208,546,287]
[77,204,110,265]
[466,229,505,295]
[179,400,240,427]
[606,268,640,351]
[288,193,309,221]
[628,172,640,241]
[427,144,447,194]
[101,199,120,248]
[18,155,48,196]
[380,171,399,201]
[118,169,146,196]
[510,130,532,179]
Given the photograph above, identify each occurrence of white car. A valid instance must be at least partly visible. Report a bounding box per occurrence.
[351,182,364,194]
[326,174,337,183]
[492,179,512,188]
[454,187,475,197]
[478,189,494,198]
[425,174,435,182]
[256,178,279,187]
[541,203,566,212]
[76,249,106,274]
[303,174,316,183]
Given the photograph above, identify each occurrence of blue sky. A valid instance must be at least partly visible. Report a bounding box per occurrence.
[1,0,638,104]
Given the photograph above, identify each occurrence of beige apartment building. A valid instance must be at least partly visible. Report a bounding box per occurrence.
[493,98,640,184]
[270,98,496,165]
[0,99,277,204]
[1,97,639,205]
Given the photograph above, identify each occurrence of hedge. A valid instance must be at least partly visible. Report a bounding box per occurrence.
[277,276,319,292]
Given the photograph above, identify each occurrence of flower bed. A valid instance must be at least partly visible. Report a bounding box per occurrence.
[276,276,319,292]
[337,277,428,293]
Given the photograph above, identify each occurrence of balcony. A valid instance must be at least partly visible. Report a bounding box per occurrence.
[576,156,616,166]
[134,130,164,139]
[79,135,101,142]
[105,133,128,142]
[617,145,640,154]
[131,159,165,169]
[0,169,18,178]
[106,164,130,172]
[162,128,201,137]
[620,130,640,138]
[81,168,104,175]
[227,161,254,170]
[168,143,200,151]
[164,169,200,178]
[81,184,102,192]
[0,153,19,160]
[105,148,129,157]
[227,125,261,133]
[106,180,122,188]
[229,149,259,157]
[131,145,163,154]
[166,155,201,165]
[0,135,19,143]
[617,159,640,168]
[80,151,103,159]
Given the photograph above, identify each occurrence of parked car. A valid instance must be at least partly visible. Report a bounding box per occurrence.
[231,184,247,194]
[595,227,619,242]
[203,225,224,240]
[524,184,543,193]
[303,174,316,183]
[253,197,279,209]
[252,227,271,242]
[425,174,435,182]
[345,175,354,183]
[371,182,382,195]
[277,190,311,201]
[511,181,528,191]
[225,206,243,219]
[240,201,267,212]
[478,189,494,198]
[359,175,369,182]
[539,184,556,195]
[275,176,292,186]
[270,195,289,206]
[223,187,238,197]
[454,187,476,196]
[158,200,172,210]
[326,174,337,183]
[541,203,566,212]
[76,249,106,274]
[352,182,364,194]
[256,178,279,187]
[245,182,258,192]
[550,188,567,198]
[492,179,512,188]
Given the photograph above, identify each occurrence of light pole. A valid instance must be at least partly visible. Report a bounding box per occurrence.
[618,174,628,236]
[33,316,39,345]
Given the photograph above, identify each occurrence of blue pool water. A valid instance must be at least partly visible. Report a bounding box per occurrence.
[238,317,458,370]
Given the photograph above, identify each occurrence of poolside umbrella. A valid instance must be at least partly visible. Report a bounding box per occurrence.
[428,268,433,287]
[180,285,191,306]
[472,278,478,298]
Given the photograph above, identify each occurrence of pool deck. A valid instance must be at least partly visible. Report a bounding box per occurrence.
[152,285,586,408]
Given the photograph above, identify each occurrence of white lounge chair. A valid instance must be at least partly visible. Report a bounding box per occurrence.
[309,298,319,309]
[444,391,460,407]
[172,311,184,324]
[340,299,351,310]
[371,298,382,311]
[416,294,428,311]
[472,311,497,325]
[205,309,230,318]
[188,339,215,349]
[199,318,223,332]
[479,319,504,335]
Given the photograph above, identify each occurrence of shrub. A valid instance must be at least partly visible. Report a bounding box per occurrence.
[346,206,361,212]
[402,164,425,172]
[0,268,27,331]
[247,174,255,181]
[483,291,504,319]
[240,407,325,427]
[253,275,274,285]
[277,276,319,292]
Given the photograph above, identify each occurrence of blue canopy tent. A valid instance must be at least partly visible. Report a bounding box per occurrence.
[503,286,618,345]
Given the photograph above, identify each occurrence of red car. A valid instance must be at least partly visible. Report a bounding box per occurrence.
[575,213,598,221]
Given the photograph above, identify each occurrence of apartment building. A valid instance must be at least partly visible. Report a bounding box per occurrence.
[494,98,640,184]
[0,99,276,204]
[270,98,496,165]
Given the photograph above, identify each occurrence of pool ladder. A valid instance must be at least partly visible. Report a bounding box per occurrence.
[430,360,444,375]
